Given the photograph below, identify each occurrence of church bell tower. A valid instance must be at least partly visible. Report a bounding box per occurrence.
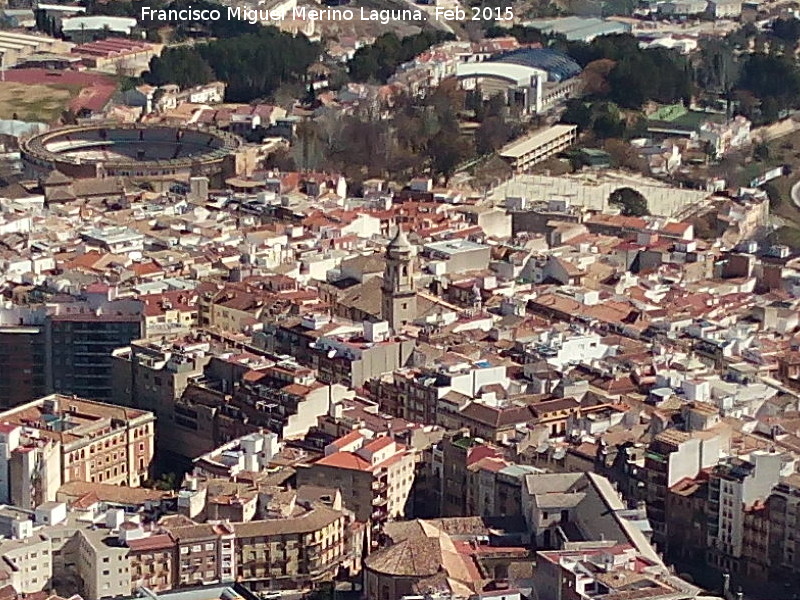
[381,226,417,331]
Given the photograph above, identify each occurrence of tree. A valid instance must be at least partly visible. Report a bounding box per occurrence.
[486,24,548,45]
[348,30,453,83]
[737,53,800,122]
[581,58,615,97]
[144,472,178,490]
[694,38,739,95]
[604,139,646,172]
[609,187,650,216]
[144,27,319,102]
[772,18,800,45]
[475,116,513,154]
[144,46,214,88]
[763,182,783,211]
[561,98,592,131]
[754,143,771,162]
[591,101,625,139]
[551,34,693,109]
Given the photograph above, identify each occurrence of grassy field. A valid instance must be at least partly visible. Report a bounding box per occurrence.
[0,82,79,123]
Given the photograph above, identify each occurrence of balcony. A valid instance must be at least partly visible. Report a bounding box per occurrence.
[372,507,388,521]
[372,494,389,506]
[372,479,388,492]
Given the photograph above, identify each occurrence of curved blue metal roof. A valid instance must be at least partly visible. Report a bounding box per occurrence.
[490,48,582,83]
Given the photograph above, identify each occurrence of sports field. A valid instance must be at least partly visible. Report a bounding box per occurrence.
[0,69,116,123]
[0,82,79,123]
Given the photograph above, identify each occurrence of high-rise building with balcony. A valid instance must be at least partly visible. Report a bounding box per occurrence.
[296,431,416,539]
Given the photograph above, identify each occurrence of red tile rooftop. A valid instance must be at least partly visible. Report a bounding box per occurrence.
[126,533,174,552]
[314,451,371,471]
[330,430,364,449]
[362,435,394,453]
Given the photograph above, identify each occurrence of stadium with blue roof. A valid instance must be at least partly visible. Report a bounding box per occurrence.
[490,48,583,83]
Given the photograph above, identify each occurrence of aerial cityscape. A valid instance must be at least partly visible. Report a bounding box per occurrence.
[1,0,800,599]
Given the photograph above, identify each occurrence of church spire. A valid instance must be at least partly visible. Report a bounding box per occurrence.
[387,224,411,253]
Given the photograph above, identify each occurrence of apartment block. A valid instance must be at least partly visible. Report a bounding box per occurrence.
[296,432,416,534]
[0,533,52,593]
[161,522,236,587]
[49,313,142,403]
[0,394,155,492]
[0,422,62,508]
[231,504,346,590]
[643,429,721,550]
[128,533,175,592]
[110,338,211,458]
[0,326,47,408]
[766,476,800,580]
[77,524,133,600]
[498,125,578,173]
[706,451,784,573]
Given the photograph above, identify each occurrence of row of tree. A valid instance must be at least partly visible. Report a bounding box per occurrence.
[348,30,453,83]
[144,28,319,102]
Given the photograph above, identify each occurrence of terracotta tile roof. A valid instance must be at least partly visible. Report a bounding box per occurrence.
[314,451,371,471]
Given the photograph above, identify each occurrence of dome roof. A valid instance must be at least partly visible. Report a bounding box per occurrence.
[491,48,582,83]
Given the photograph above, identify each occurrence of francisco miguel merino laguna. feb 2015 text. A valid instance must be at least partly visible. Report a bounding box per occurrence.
[139,5,514,25]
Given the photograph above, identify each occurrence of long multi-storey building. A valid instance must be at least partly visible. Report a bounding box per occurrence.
[49,313,142,403]
[0,394,155,507]
[62,500,351,600]
[231,504,346,590]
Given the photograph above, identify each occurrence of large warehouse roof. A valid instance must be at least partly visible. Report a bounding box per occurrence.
[456,62,546,87]
[491,48,582,83]
[525,16,631,42]
[61,16,137,34]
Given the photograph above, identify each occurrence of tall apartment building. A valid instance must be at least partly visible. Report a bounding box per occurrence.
[0,394,155,506]
[706,450,784,574]
[78,524,133,600]
[296,432,416,535]
[111,338,211,457]
[0,326,47,408]
[643,429,721,550]
[766,476,800,581]
[49,313,142,402]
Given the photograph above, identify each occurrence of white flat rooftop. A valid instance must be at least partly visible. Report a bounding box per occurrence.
[499,124,577,159]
